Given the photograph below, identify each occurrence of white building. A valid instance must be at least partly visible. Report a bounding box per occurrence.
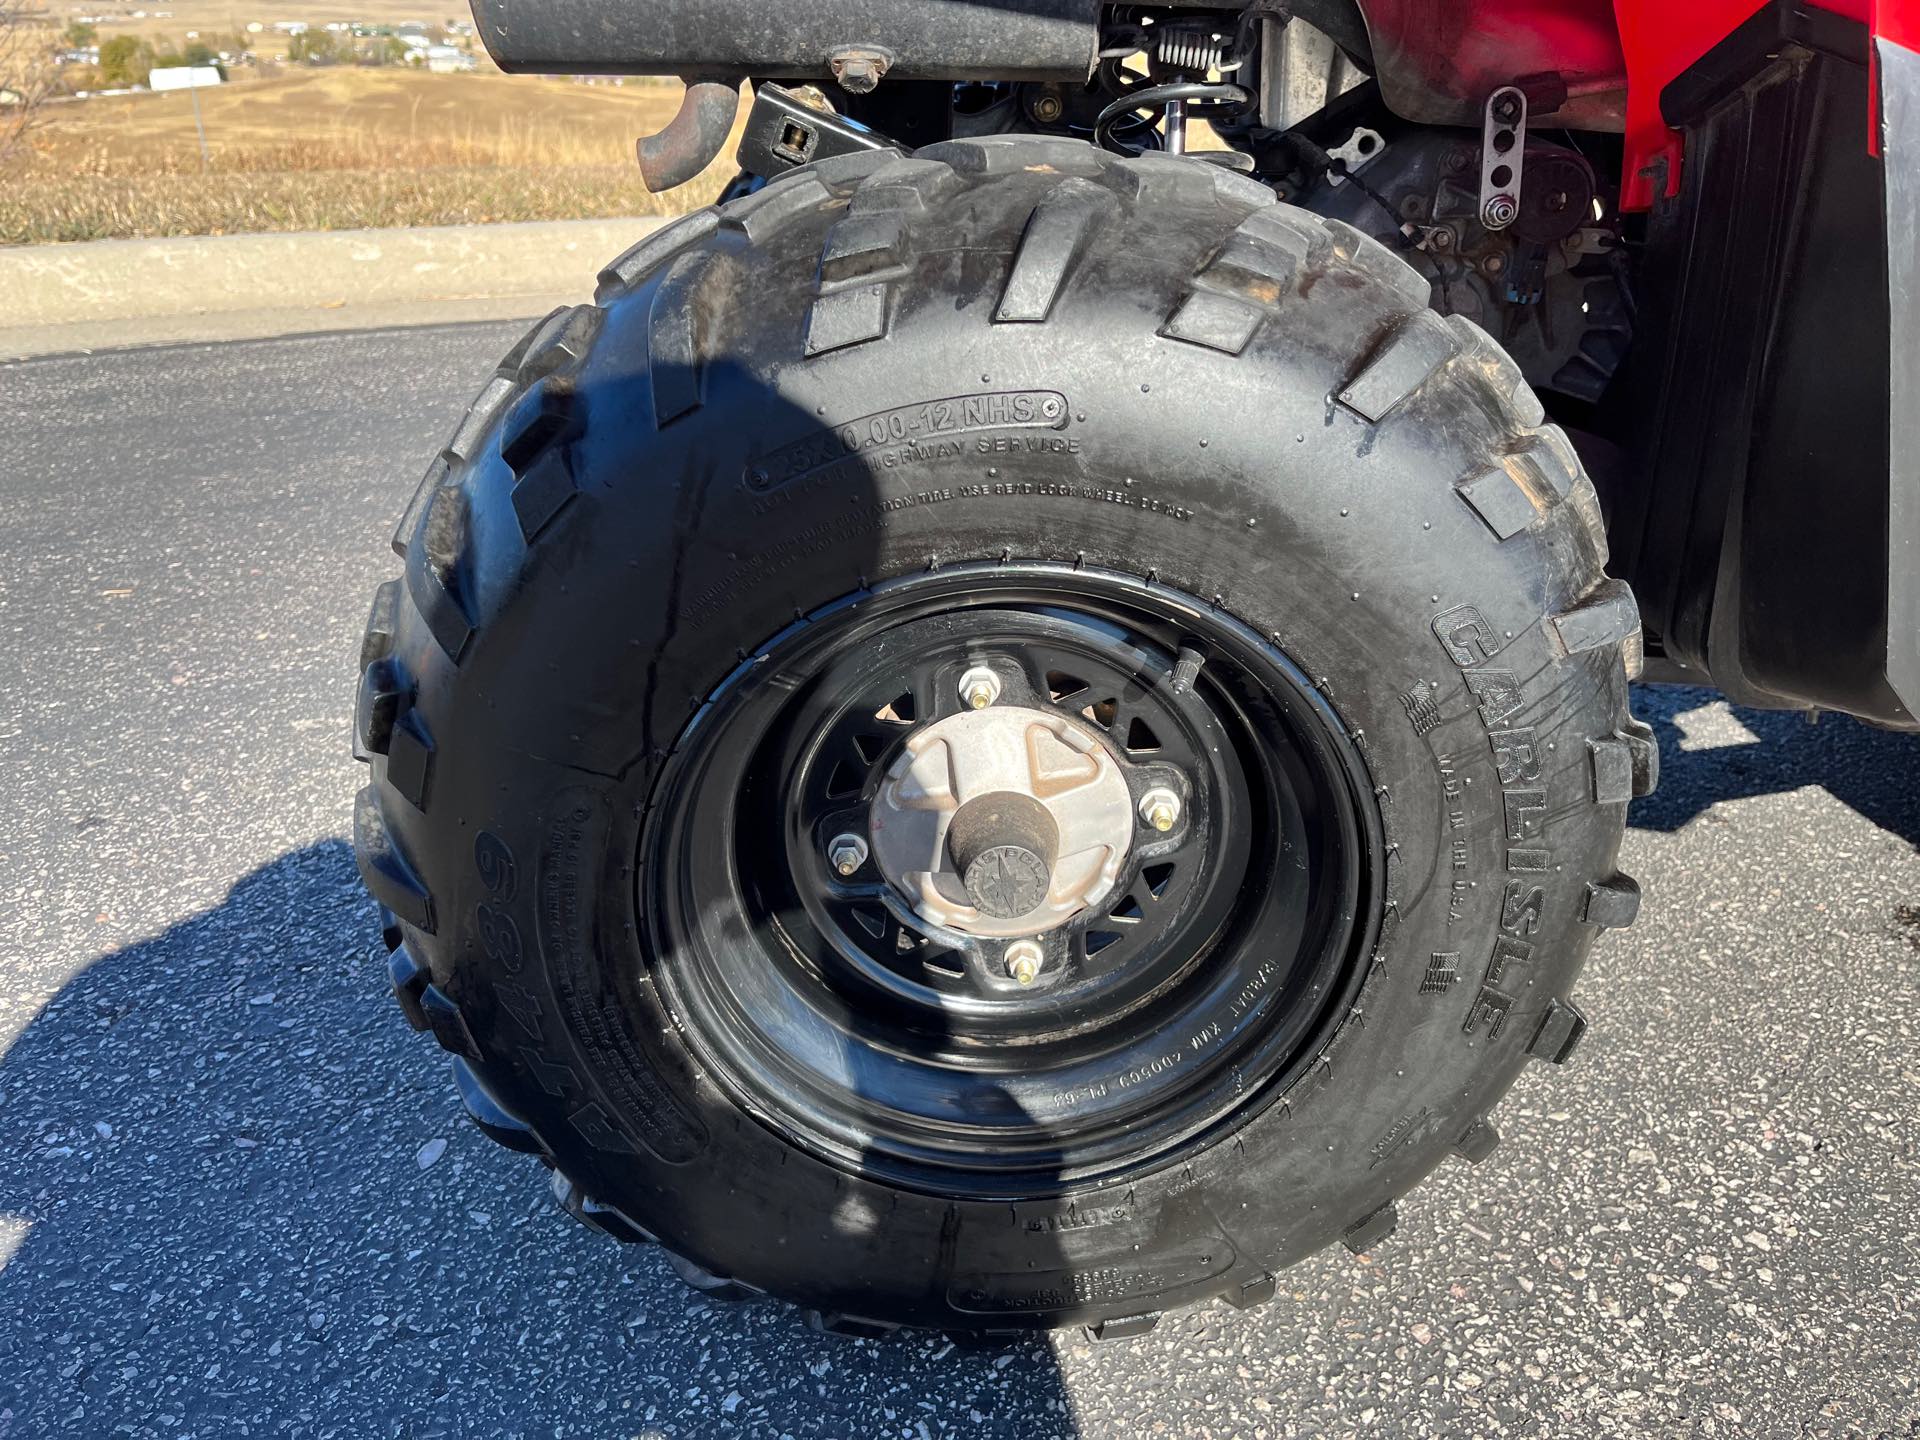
[149,65,223,91]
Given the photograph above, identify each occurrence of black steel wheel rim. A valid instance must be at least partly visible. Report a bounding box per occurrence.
[641,565,1382,1198]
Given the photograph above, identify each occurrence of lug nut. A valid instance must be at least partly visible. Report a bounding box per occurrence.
[958,666,1002,711]
[1139,788,1181,833]
[1005,941,1044,987]
[828,833,868,877]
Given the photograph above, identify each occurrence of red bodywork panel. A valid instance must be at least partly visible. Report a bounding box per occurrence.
[1358,0,1891,209]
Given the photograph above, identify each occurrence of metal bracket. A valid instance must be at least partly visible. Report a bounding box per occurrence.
[1479,85,1528,229]
[736,83,892,182]
[1325,126,1385,186]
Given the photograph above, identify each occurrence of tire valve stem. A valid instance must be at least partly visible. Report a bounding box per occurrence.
[828,833,868,877]
[1005,940,1044,987]
[958,665,1002,711]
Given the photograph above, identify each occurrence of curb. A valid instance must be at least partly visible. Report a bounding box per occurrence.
[0,217,673,359]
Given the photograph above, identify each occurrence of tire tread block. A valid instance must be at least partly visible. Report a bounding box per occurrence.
[353,786,433,933]
[597,209,721,300]
[648,250,713,425]
[1342,1203,1397,1254]
[1528,998,1589,1064]
[1546,577,1640,658]
[1339,310,1455,421]
[995,179,1111,324]
[1583,874,1642,929]
[453,1056,544,1155]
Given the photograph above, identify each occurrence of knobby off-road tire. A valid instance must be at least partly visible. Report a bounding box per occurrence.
[353,137,1655,1339]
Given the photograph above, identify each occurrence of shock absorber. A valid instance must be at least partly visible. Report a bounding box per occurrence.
[1094,18,1250,156]
[1155,23,1228,154]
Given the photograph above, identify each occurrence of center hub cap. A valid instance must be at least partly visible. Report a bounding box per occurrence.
[868,702,1134,938]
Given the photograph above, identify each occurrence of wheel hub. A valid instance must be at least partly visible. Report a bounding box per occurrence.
[868,700,1136,939]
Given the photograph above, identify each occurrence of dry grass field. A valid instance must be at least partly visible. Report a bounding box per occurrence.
[4,67,729,243]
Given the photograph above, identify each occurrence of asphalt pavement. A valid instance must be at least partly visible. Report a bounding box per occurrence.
[1,324,1916,1439]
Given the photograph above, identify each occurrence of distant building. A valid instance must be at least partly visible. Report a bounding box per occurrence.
[149,65,224,92]
[425,45,474,72]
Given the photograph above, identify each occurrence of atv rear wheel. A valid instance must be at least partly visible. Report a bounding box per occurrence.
[354,137,1653,1337]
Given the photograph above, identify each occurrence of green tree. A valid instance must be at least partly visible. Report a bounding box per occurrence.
[63,21,97,49]
[287,30,338,64]
[97,34,155,88]
[183,41,217,65]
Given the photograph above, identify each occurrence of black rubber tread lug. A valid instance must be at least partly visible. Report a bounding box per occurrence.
[388,943,429,1031]
[1545,577,1641,658]
[511,448,579,543]
[376,905,403,953]
[648,250,712,426]
[920,134,1104,179]
[420,983,480,1059]
[1104,151,1221,207]
[1221,1273,1278,1310]
[445,374,518,464]
[819,212,907,284]
[513,303,602,384]
[595,209,721,301]
[941,1328,1029,1350]
[1208,211,1312,298]
[452,1056,544,1156]
[994,178,1112,324]
[549,1170,657,1244]
[1452,1119,1501,1165]
[1582,874,1642,929]
[1205,165,1282,212]
[804,1310,901,1340]
[359,579,402,671]
[1455,461,1542,540]
[492,307,557,382]
[721,169,833,244]
[1587,734,1636,805]
[384,708,435,810]
[1338,309,1456,422]
[805,282,891,356]
[1445,313,1547,428]
[845,155,962,213]
[1086,1312,1161,1341]
[1508,426,1581,501]
[1321,215,1433,308]
[803,146,907,193]
[1527,999,1590,1064]
[390,454,448,559]
[663,1249,765,1303]
[1620,716,1660,796]
[405,487,476,662]
[355,657,403,760]
[353,786,433,933]
[498,379,579,473]
[1161,289,1265,355]
[1342,1203,1397,1255]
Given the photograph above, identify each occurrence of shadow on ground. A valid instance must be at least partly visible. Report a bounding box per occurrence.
[0,841,1076,1437]
[1629,684,1920,847]
[3,687,1912,1435]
